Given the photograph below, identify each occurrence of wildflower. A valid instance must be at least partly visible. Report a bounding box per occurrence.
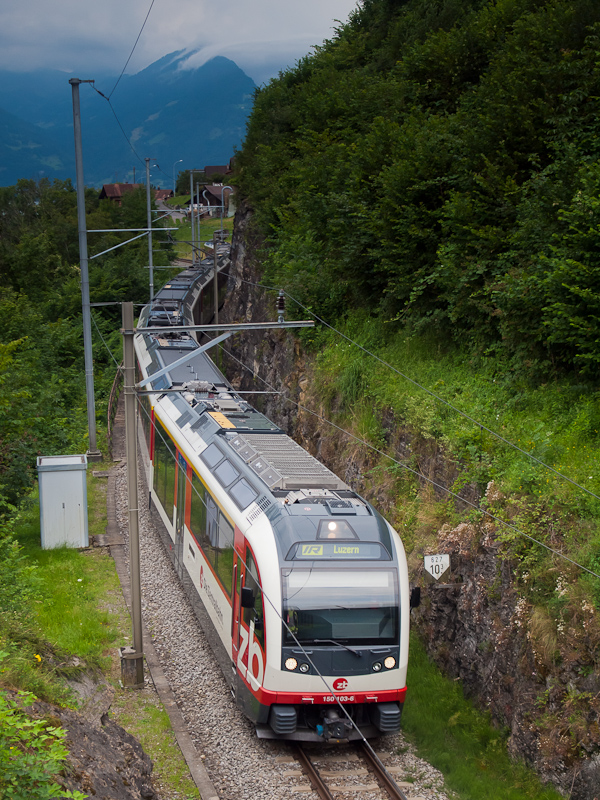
[34,654,41,662]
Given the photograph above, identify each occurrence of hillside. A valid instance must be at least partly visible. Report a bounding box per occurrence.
[230,1,600,796]
[236,0,600,383]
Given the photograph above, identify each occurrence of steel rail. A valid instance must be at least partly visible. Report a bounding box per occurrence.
[357,741,410,800]
[294,746,335,800]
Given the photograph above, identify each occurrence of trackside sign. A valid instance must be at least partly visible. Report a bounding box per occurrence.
[424,554,450,582]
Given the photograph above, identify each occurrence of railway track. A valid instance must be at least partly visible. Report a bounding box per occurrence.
[280,741,424,800]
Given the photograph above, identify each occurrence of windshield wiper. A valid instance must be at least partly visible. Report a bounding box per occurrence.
[314,639,362,657]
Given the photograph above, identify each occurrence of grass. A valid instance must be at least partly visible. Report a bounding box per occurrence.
[0,459,199,799]
[110,694,199,799]
[403,634,563,800]
[309,312,600,578]
[312,313,600,507]
[172,216,233,260]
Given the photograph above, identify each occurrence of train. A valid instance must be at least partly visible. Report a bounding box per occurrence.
[134,258,417,742]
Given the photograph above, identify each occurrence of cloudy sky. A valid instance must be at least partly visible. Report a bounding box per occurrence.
[0,0,360,84]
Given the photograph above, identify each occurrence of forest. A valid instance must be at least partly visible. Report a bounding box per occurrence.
[237,0,600,383]
[0,179,172,513]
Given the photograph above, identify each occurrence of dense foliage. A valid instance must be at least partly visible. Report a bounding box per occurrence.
[236,0,600,381]
[0,178,173,510]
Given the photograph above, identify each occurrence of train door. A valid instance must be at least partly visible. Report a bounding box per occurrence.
[231,555,244,669]
[233,547,265,694]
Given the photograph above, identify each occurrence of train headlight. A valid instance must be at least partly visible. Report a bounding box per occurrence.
[285,657,298,671]
[384,656,396,670]
[372,661,382,672]
[299,662,310,673]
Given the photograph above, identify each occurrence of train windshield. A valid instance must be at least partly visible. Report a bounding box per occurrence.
[282,569,398,646]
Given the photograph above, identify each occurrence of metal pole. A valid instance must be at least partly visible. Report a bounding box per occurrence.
[145,158,154,301]
[189,170,195,263]
[172,159,182,194]
[69,78,101,462]
[220,185,233,239]
[213,231,218,327]
[121,301,144,687]
[196,181,201,263]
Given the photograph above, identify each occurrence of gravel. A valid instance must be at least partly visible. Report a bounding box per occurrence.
[113,460,451,800]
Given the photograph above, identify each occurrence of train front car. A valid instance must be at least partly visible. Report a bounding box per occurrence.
[134,270,411,744]
[247,480,410,742]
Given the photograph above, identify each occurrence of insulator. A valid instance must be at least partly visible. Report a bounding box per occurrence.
[276,289,285,323]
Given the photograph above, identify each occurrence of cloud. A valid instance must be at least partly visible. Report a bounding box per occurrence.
[0,0,358,81]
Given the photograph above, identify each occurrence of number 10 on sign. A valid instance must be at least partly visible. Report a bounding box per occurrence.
[424,554,450,581]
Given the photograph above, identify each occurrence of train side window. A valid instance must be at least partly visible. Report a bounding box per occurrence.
[139,390,152,449]
[243,551,264,647]
[153,420,175,522]
[215,514,234,598]
[190,473,208,549]
[205,496,219,570]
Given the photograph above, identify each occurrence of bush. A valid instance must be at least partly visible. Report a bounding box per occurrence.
[0,683,85,800]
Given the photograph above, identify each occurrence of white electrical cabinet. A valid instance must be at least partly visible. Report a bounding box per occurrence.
[37,455,89,549]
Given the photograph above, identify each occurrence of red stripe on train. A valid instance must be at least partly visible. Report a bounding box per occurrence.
[244,683,407,706]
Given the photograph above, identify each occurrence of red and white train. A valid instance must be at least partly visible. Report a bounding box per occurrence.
[134,265,416,741]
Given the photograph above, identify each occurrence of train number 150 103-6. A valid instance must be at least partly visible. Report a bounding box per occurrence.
[323,695,355,703]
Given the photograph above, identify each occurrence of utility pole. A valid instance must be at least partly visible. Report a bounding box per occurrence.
[189,170,196,263]
[213,231,219,327]
[69,78,102,462]
[188,169,204,265]
[172,158,183,194]
[196,182,202,263]
[145,157,155,301]
[120,301,144,688]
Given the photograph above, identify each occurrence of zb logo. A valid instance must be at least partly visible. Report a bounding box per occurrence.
[301,544,323,556]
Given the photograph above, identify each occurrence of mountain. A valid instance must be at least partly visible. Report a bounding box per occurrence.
[0,105,74,185]
[0,52,256,187]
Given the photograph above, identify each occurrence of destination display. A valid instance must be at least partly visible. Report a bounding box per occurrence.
[290,542,389,560]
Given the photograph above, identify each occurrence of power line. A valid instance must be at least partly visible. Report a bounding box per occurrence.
[218,342,600,581]
[90,294,600,580]
[91,311,122,369]
[236,277,600,505]
[109,0,156,99]
[90,83,145,166]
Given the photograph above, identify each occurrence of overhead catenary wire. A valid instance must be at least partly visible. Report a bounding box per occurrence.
[217,341,600,582]
[89,305,600,583]
[90,83,146,167]
[235,277,600,506]
[91,310,122,369]
[109,0,156,99]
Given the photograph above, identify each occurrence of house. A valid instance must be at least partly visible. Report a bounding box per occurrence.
[154,189,174,203]
[203,164,231,180]
[187,184,236,218]
[99,183,144,204]
[99,184,174,205]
